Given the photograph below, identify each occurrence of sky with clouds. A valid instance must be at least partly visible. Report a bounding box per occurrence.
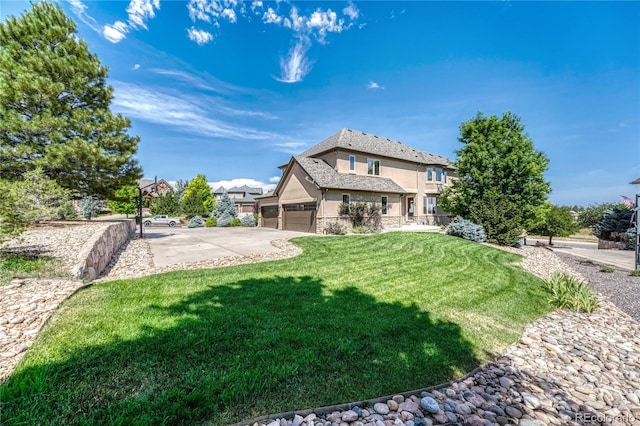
[2,0,639,205]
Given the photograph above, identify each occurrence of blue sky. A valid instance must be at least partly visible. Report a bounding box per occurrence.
[2,0,639,206]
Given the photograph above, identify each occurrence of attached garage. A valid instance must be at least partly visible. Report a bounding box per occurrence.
[261,206,279,229]
[283,203,316,233]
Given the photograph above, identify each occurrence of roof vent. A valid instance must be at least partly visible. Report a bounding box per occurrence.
[347,129,352,132]
[362,132,366,135]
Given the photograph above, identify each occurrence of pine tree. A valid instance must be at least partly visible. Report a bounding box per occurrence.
[79,196,100,220]
[0,2,142,198]
[212,192,237,219]
[440,112,551,245]
[12,167,72,222]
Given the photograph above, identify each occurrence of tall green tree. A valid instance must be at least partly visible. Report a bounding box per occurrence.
[150,191,181,216]
[440,112,551,245]
[530,204,579,245]
[0,180,26,245]
[0,2,142,199]
[107,185,138,218]
[182,175,214,217]
[212,192,237,219]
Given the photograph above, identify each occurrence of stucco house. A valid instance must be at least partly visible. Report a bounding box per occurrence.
[258,128,456,233]
[138,178,173,200]
[212,185,263,217]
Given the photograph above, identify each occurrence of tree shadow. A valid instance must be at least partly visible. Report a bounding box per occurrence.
[2,275,480,425]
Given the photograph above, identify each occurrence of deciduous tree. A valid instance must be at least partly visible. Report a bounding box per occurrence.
[182,175,214,217]
[530,204,579,245]
[107,185,138,218]
[440,112,551,245]
[0,2,142,198]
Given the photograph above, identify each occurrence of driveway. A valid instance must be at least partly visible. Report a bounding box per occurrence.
[142,227,311,267]
[526,238,635,270]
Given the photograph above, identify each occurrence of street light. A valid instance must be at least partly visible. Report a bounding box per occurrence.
[630,178,640,270]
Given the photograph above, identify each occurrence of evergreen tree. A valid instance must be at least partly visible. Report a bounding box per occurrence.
[0,180,26,244]
[440,112,551,245]
[530,204,579,245]
[150,190,181,216]
[12,167,72,223]
[79,196,100,220]
[107,185,138,218]
[0,2,142,198]
[212,192,237,219]
[594,207,633,241]
[182,174,215,216]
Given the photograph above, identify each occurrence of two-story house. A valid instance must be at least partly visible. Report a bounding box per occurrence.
[212,185,263,217]
[258,128,456,233]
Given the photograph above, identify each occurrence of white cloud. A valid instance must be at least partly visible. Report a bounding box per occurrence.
[368,81,383,90]
[343,3,359,20]
[276,38,313,83]
[133,64,141,70]
[307,9,346,43]
[187,27,214,45]
[103,21,128,43]
[111,81,279,140]
[221,8,237,23]
[126,0,160,29]
[262,7,282,25]
[188,0,241,23]
[65,0,101,33]
[251,0,263,14]
[208,178,277,192]
[268,176,281,184]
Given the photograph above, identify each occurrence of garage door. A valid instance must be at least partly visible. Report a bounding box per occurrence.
[261,206,278,229]
[283,204,316,233]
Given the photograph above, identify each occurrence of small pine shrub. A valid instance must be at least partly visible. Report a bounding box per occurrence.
[205,217,217,227]
[600,267,615,273]
[630,270,640,277]
[325,222,345,235]
[542,273,599,313]
[188,216,205,228]
[216,211,233,227]
[624,227,636,250]
[240,215,256,227]
[446,217,486,242]
[57,201,79,220]
[230,218,241,227]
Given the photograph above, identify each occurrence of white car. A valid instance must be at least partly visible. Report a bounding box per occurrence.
[143,215,180,227]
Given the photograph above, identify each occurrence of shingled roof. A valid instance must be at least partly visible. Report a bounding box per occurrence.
[298,128,451,166]
[295,156,405,194]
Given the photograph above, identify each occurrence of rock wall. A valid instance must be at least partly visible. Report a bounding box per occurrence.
[72,221,136,281]
[597,239,625,250]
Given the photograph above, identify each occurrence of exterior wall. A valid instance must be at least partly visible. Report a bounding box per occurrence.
[318,190,403,234]
[72,220,136,281]
[278,163,322,205]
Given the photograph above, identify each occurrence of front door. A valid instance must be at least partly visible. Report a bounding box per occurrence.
[407,197,414,218]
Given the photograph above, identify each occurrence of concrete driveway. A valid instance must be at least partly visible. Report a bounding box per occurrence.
[142,226,311,267]
[526,238,635,270]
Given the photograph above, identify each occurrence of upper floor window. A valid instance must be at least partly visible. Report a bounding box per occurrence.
[427,167,444,183]
[367,158,380,176]
[381,196,388,215]
[349,155,356,173]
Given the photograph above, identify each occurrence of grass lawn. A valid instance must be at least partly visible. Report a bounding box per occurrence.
[1,233,551,425]
[0,252,67,287]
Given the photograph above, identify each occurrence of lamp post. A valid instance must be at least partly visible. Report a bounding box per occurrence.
[631,178,640,270]
[138,187,144,239]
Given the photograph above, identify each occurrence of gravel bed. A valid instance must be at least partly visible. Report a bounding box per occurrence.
[554,251,640,322]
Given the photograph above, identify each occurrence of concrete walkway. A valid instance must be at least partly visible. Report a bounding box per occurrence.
[548,245,635,270]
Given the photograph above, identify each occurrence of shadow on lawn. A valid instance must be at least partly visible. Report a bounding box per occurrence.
[2,275,480,425]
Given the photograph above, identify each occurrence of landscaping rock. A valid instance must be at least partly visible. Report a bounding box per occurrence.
[420,397,439,414]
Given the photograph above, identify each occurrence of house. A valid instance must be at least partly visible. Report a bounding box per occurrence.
[212,185,263,217]
[138,178,174,200]
[257,128,456,233]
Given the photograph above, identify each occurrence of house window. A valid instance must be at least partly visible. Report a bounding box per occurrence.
[367,158,380,176]
[423,196,437,214]
[342,194,350,204]
[381,196,388,215]
[443,170,447,184]
[349,155,356,173]
[435,168,442,182]
[427,167,444,182]
[426,167,433,182]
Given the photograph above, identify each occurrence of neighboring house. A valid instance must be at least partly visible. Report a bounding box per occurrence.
[257,128,456,233]
[138,178,174,201]
[212,185,263,217]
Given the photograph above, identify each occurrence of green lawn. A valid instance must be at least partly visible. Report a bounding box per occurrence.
[1,233,550,425]
[0,252,67,286]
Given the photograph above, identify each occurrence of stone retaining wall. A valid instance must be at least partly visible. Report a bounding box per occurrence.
[597,239,625,250]
[72,220,136,281]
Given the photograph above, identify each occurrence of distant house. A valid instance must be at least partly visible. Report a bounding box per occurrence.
[212,185,263,217]
[258,128,455,233]
[138,178,174,201]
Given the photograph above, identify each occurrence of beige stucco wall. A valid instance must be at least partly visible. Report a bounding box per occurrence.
[278,162,321,205]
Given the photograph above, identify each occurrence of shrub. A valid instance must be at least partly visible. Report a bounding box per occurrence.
[339,201,382,230]
[205,217,217,227]
[630,270,640,277]
[211,193,237,219]
[216,211,233,227]
[240,215,256,227]
[600,267,615,273]
[188,216,205,228]
[325,222,346,235]
[542,273,599,313]
[578,203,625,228]
[79,196,100,220]
[57,201,78,220]
[594,207,633,241]
[446,217,486,242]
[624,227,637,250]
[352,226,377,234]
[231,218,241,227]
